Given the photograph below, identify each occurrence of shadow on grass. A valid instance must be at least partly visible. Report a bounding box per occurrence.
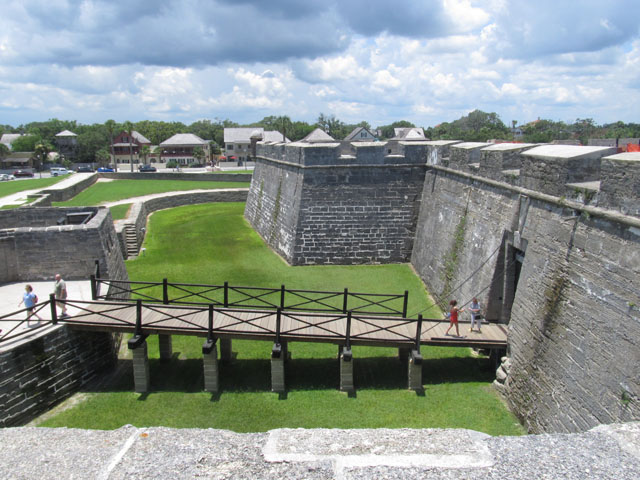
[84,352,495,394]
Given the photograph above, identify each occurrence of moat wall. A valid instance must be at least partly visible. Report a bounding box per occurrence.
[0,328,119,427]
[411,148,640,433]
[247,140,639,434]
[245,142,427,265]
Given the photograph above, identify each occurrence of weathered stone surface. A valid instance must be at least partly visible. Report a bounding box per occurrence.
[0,423,639,479]
[0,328,118,427]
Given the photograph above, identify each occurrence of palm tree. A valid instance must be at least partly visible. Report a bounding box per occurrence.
[122,121,135,172]
[105,119,117,172]
[139,145,151,166]
[34,143,51,176]
[0,143,9,162]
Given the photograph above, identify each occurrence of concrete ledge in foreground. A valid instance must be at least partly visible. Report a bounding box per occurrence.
[0,423,638,479]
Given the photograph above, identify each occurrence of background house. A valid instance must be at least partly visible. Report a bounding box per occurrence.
[344,126,377,142]
[160,133,209,166]
[112,131,152,166]
[224,128,290,163]
[55,130,78,161]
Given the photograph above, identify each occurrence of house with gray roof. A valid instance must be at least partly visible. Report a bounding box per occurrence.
[223,128,289,163]
[0,133,24,149]
[55,130,78,161]
[112,130,153,167]
[160,133,210,166]
[300,128,335,143]
[392,127,427,140]
[344,126,377,142]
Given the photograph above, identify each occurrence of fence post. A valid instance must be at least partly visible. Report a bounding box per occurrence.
[163,278,169,304]
[95,259,100,279]
[224,282,229,308]
[50,293,58,324]
[135,299,143,337]
[345,310,352,350]
[90,274,97,300]
[415,314,423,350]
[208,304,214,342]
[275,307,282,345]
[403,290,409,317]
[280,285,286,309]
[342,288,348,313]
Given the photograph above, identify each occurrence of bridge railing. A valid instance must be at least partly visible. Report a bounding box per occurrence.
[0,297,427,350]
[90,277,410,317]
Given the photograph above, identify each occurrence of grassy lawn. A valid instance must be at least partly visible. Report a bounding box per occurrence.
[109,203,131,220]
[0,176,65,198]
[52,179,251,206]
[38,203,524,435]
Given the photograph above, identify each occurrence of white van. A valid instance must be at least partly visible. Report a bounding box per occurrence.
[50,167,71,177]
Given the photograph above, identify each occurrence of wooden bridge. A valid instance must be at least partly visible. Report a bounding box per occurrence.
[0,276,507,394]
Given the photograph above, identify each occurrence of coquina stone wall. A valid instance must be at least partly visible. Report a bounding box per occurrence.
[0,328,119,427]
[0,207,127,284]
[411,151,640,433]
[245,141,427,265]
[248,138,639,434]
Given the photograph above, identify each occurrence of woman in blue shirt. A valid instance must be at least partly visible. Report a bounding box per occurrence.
[18,284,44,325]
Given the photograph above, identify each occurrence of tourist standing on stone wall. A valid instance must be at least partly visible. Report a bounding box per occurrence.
[54,274,68,317]
[469,297,482,333]
[18,284,44,325]
[445,300,464,337]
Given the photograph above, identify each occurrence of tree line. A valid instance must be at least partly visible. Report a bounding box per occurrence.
[2,112,639,164]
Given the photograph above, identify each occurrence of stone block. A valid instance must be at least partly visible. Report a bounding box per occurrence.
[220,338,232,363]
[131,341,150,394]
[158,334,172,361]
[271,348,286,393]
[408,350,423,391]
[202,344,219,393]
[339,347,354,393]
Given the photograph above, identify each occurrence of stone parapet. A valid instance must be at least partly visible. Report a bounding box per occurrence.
[449,142,492,171]
[0,207,126,284]
[479,143,536,181]
[520,145,617,196]
[598,152,640,216]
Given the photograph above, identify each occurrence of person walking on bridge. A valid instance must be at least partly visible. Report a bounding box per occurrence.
[469,297,482,333]
[18,284,44,325]
[54,274,69,317]
[445,299,464,337]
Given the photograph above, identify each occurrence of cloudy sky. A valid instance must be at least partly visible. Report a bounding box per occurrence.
[1,0,639,128]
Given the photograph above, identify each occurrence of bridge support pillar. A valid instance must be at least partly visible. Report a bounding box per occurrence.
[202,342,219,393]
[408,349,423,391]
[398,347,410,363]
[131,341,150,393]
[339,347,354,393]
[271,343,285,393]
[220,338,233,363]
[159,334,172,361]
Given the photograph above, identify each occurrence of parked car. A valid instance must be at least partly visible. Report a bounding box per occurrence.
[139,164,157,172]
[0,173,16,181]
[76,166,94,173]
[50,167,71,176]
[97,167,115,172]
[13,170,34,177]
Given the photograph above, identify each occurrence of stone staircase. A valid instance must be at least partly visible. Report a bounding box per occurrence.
[124,223,139,258]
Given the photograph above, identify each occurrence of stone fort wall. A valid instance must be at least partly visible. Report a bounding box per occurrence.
[247,139,639,433]
[0,207,127,284]
[0,328,118,427]
[245,142,427,265]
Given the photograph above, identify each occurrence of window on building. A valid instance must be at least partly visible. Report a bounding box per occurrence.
[227,144,233,150]
[361,132,367,138]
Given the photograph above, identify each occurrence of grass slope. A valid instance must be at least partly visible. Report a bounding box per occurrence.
[53,179,251,206]
[39,203,523,435]
[0,176,64,199]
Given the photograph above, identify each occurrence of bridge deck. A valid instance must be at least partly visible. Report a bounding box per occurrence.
[54,300,507,349]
